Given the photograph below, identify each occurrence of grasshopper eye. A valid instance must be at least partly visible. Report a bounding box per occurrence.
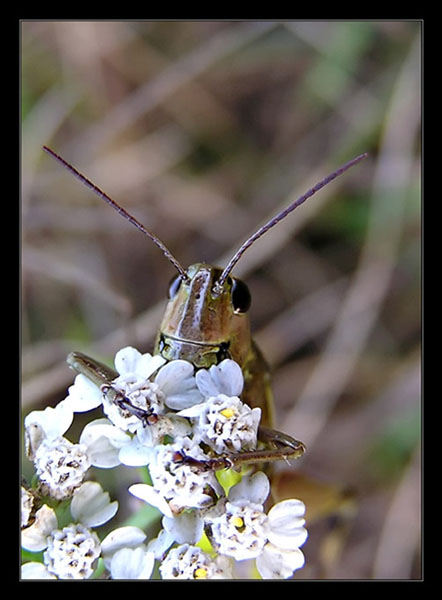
[231,278,251,314]
[168,274,182,299]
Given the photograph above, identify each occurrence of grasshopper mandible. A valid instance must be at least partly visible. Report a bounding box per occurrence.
[42,146,367,472]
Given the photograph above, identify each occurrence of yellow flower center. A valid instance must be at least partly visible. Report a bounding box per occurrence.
[232,516,244,529]
[220,407,235,419]
[194,567,208,579]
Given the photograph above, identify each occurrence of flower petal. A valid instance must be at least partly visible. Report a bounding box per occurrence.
[21,505,57,552]
[195,368,220,397]
[70,481,118,527]
[114,347,165,380]
[164,388,205,410]
[267,524,308,551]
[147,529,175,559]
[256,544,305,579]
[119,439,153,466]
[196,360,244,398]
[267,499,307,550]
[228,471,270,506]
[63,374,103,413]
[175,403,205,418]
[101,526,147,565]
[162,511,204,545]
[213,359,244,396]
[155,360,194,393]
[21,562,56,579]
[25,402,73,441]
[129,483,173,518]
[110,547,154,579]
[268,498,306,522]
[79,419,131,468]
[114,347,143,375]
[136,353,167,380]
[156,360,204,410]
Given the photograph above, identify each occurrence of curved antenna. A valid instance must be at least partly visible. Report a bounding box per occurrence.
[214,152,368,292]
[43,146,189,281]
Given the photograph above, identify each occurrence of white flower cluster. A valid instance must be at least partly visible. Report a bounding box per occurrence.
[22,347,307,580]
[21,481,118,579]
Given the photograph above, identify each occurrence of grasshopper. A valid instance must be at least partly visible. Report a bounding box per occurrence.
[43,146,367,473]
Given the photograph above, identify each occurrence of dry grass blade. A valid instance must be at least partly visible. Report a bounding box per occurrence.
[282,36,421,450]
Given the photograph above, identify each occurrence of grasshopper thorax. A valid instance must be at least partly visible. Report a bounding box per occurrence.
[155,263,252,369]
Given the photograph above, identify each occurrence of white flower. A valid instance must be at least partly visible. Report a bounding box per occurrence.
[112,347,204,412]
[254,498,307,579]
[146,528,176,559]
[128,437,216,546]
[64,347,198,432]
[101,380,165,432]
[130,437,222,514]
[44,523,101,579]
[117,435,155,467]
[178,394,261,453]
[60,348,166,432]
[159,544,234,579]
[106,355,205,427]
[25,402,74,459]
[101,526,154,580]
[227,470,270,505]
[22,518,101,580]
[33,436,91,499]
[206,472,308,579]
[101,347,167,431]
[129,482,174,518]
[101,348,203,431]
[206,499,268,560]
[21,482,118,580]
[25,403,90,499]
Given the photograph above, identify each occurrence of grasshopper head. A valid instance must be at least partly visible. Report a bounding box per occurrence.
[156,263,251,368]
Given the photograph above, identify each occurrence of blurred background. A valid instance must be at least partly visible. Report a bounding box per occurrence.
[21,21,421,579]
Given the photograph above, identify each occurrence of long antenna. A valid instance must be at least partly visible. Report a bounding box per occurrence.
[43,146,189,281]
[214,152,368,291]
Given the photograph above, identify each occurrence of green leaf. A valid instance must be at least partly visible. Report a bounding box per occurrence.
[215,468,242,495]
[21,548,44,564]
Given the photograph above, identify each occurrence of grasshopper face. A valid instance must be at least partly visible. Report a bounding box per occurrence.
[156,263,252,369]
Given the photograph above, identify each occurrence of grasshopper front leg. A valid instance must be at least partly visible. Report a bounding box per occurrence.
[173,426,305,472]
[67,351,118,386]
[67,351,157,425]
